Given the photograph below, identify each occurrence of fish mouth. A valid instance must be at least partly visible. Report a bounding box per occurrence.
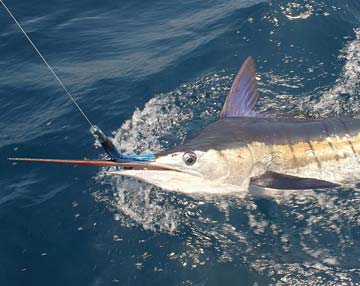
[107,168,246,195]
[106,159,202,193]
[114,162,177,172]
[107,167,193,193]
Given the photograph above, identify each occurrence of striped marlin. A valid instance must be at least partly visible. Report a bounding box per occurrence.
[3,0,355,194]
[10,57,360,194]
[108,57,360,194]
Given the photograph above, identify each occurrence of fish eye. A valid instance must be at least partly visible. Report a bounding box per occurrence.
[183,152,197,166]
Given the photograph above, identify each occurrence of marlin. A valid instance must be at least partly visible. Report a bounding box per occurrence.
[10,57,360,194]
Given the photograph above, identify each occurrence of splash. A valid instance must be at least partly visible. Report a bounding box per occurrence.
[314,28,360,116]
[112,95,188,154]
[281,2,314,20]
[111,177,180,233]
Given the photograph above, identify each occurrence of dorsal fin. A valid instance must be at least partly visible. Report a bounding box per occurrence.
[220,56,259,118]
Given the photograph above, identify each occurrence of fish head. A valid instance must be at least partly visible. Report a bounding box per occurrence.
[112,129,254,194]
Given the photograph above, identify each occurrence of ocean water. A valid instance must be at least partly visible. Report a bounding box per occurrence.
[1,0,360,285]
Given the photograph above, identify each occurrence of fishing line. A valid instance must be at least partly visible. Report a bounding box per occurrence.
[1,1,156,163]
[0,0,93,127]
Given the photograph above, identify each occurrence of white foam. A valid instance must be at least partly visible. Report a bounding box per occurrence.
[281,2,315,20]
[314,28,360,116]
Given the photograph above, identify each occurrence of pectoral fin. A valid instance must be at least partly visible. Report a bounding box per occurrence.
[251,171,340,190]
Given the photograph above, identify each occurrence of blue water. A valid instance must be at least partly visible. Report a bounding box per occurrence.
[2,0,360,285]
